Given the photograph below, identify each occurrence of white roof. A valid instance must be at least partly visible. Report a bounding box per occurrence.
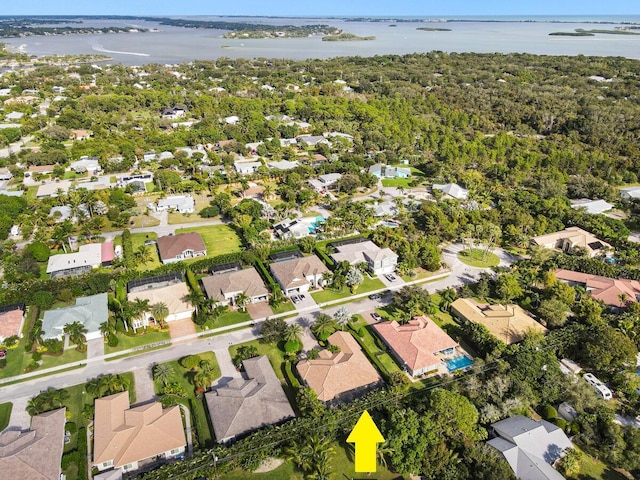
[620,186,640,199]
[570,199,614,215]
[46,243,103,273]
[157,195,194,211]
[318,173,342,184]
[433,183,469,200]
[70,158,100,170]
[267,160,299,170]
[37,180,72,198]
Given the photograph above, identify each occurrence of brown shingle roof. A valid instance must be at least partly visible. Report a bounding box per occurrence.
[296,331,381,402]
[93,392,185,468]
[451,298,547,345]
[205,356,295,441]
[201,268,268,303]
[372,316,458,374]
[156,233,206,261]
[0,407,66,480]
[269,255,329,290]
[555,269,640,308]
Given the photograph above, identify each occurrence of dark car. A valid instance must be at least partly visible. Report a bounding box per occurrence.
[369,293,382,300]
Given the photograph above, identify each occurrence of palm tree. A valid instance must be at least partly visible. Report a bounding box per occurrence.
[99,321,111,340]
[26,396,45,416]
[64,321,88,351]
[283,324,302,343]
[133,245,152,266]
[183,290,205,316]
[262,183,273,200]
[235,292,249,312]
[193,369,213,391]
[150,302,170,329]
[131,298,151,332]
[153,363,174,386]
[85,377,102,397]
[312,314,337,341]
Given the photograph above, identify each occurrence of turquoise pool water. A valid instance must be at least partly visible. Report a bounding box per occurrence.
[446,355,474,372]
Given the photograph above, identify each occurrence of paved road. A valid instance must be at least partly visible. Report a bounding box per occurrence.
[102,218,229,242]
[0,135,34,158]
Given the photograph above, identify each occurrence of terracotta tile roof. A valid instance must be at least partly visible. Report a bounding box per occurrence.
[555,269,640,308]
[372,316,458,373]
[201,268,268,303]
[269,255,329,290]
[205,356,295,442]
[93,392,185,469]
[0,407,66,480]
[451,298,547,345]
[156,233,206,261]
[296,331,381,402]
[0,306,25,341]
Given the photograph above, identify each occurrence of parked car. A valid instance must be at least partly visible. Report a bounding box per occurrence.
[371,312,382,322]
[369,293,382,300]
[291,295,300,304]
[300,294,306,300]
[384,274,397,281]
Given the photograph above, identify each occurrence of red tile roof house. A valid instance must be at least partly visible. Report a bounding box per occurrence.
[156,233,207,264]
[0,303,26,342]
[373,316,459,377]
[555,269,640,309]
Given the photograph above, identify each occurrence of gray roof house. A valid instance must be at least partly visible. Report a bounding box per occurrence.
[488,415,573,480]
[620,186,640,200]
[205,355,295,443]
[570,198,614,215]
[330,240,398,276]
[201,268,269,306]
[156,195,195,214]
[269,255,329,296]
[433,183,469,200]
[41,293,109,341]
[309,173,342,192]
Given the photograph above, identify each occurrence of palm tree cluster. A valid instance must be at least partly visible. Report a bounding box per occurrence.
[63,321,88,352]
[286,434,335,480]
[26,388,69,416]
[85,374,130,398]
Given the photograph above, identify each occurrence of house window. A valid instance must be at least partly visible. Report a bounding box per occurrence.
[170,448,181,455]
[123,464,133,471]
[102,461,113,468]
[132,319,144,329]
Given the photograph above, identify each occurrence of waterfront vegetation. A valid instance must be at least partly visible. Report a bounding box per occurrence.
[322,33,376,41]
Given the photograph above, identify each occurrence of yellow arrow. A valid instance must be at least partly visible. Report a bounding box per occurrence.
[347,410,385,472]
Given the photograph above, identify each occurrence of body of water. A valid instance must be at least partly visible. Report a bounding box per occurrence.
[3,16,640,65]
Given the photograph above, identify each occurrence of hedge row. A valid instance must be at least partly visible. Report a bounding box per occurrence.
[282,361,300,389]
[346,324,392,383]
[313,245,335,270]
[254,258,279,292]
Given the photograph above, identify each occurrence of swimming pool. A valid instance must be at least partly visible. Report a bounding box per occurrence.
[446,355,474,372]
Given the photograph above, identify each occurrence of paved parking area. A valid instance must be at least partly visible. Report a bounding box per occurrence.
[292,293,318,310]
[379,273,405,288]
[246,302,273,320]
[169,318,196,344]
[133,365,157,405]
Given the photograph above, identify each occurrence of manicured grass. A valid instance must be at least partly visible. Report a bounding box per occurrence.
[114,231,162,270]
[311,276,386,304]
[175,224,243,258]
[271,300,296,315]
[349,316,403,378]
[401,267,441,282]
[381,177,415,188]
[39,347,87,369]
[569,447,628,480]
[220,463,302,480]
[104,328,171,355]
[457,248,500,268]
[130,214,161,228]
[0,402,13,430]
[229,340,287,383]
[153,351,221,449]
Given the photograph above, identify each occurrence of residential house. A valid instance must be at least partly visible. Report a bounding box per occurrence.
[296,331,383,404]
[620,186,640,201]
[368,164,411,179]
[530,227,611,258]
[554,269,640,309]
[142,151,157,162]
[117,173,153,188]
[327,132,354,141]
[205,355,295,443]
[200,165,227,177]
[432,183,469,200]
[371,201,398,218]
[234,161,262,175]
[278,138,298,147]
[309,173,342,192]
[69,129,92,140]
[41,293,108,341]
[372,316,460,377]
[488,415,573,480]
[201,267,269,307]
[161,107,186,119]
[570,198,614,215]
[0,408,66,480]
[48,205,72,222]
[0,167,13,181]
[5,111,24,121]
[267,159,299,170]
[156,195,195,214]
[297,135,329,147]
[451,298,547,345]
[27,165,56,176]
[36,180,72,198]
[46,242,115,279]
[93,392,186,474]
[0,189,23,197]
[269,255,330,296]
[224,115,240,125]
[330,240,398,275]
[286,120,312,130]
[70,157,100,173]
[127,282,193,330]
[157,233,207,264]
[0,303,26,342]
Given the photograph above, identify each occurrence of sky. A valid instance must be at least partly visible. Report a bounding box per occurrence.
[2,1,639,17]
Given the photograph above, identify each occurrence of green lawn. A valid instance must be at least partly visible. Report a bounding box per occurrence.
[39,348,87,369]
[457,248,500,268]
[196,310,252,332]
[220,462,301,480]
[129,231,162,270]
[569,447,629,480]
[152,351,220,449]
[175,225,243,258]
[349,316,403,378]
[0,402,12,430]
[270,300,296,315]
[229,340,288,383]
[401,267,442,282]
[311,276,386,304]
[381,177,415,188]
[104,329,171,355]
[129,215,161,228]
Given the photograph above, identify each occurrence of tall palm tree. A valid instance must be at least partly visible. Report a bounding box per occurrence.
[133,245,153,267]
[131,298,151,332]
[235,292,249,312]
[312,314,337,341]
[64,321,88,351]
[262,183,273,200]
[283,324,302,343]
[150,302,170,329]
[183,290,204,316]
[99,321,111,340]
[85,377,102,397]
[153,363,174,386]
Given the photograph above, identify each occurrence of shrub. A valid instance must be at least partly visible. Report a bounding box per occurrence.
[542,405,558,421]
[57,288,74,303]
[284,340,301,353]
[65,421,77,434]
[32,351,42,362]
[199,205,220,218]
[42,338,64,355]
[25,241,50,262]
[180,354,201,370]
[327,344,341,354]
[25,361,39,372]
[4,335,19,348]
[554,417,567,430]
[357,326,367,338]
[108,333,119,347]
